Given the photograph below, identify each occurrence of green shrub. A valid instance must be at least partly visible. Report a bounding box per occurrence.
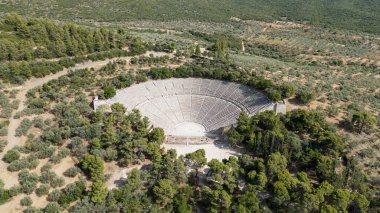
[36,146,55,159]
[50,177,65,188]
[103,85,116,99]
[7,155,39,172]
[23,207,42,213]
[58,180,86,206]
[35,184,50,197]
[358,148,375,159]
[0,140,7,152]
[297,90,315,105]
[2,149,20,163]
[327,105,339,117]
[18,170,39,194]
[41,163,53,172]
[32,117,44,129]
[15,118,32,136]
[265,88,282,102]
[63,167,81,178]
[0,179,10,204]
[50,148,70,164]
[47,189,62,202]
[8,186,20,197]
[104,147,118,161]
[279,82,295,98]
[69,138,87,159]
[43,202,61,213]
[20,196,32,206]
[0,108,13,119]
[0,128,7,137]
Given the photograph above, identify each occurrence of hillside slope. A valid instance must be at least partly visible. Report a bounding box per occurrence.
[0,0,379,33]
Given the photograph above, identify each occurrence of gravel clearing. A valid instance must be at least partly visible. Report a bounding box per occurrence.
[162,141,241,161]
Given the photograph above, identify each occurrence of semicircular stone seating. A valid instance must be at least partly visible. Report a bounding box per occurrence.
[107,78,273,136]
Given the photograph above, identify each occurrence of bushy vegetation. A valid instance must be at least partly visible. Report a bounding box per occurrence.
[57,180,86,207]
[35,184,51,197]
[17,78,376,212]
[83,104,163,167]
[15,118,32,136]
[2,149,20,163]
[39,165,65,189]
[50,148,70,164]
[0,179,10,205]
[0,14,151,84]
[0,45,147,84]
[18,170,39,194]
[297,90,316,105]
[7,154,39,172]
[0,13,378,212]
[63,167,81,177]
[1,0,379,33]
[0,140,7,153]
[130,55,170,65]
[350,111,376,134]
[229,109,344,175]
[0,14,126,62]
[20,196,32,206]
[0,90,18,119]
[43,202,61,212]
[69,145,373,212]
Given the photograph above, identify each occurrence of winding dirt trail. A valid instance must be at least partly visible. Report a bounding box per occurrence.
[0,51,182,213]
[0,51,173,187]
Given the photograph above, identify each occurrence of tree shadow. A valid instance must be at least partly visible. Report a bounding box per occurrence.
[112,164,151,188]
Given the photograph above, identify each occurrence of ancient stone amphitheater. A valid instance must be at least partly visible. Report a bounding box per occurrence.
[94,78,281,137]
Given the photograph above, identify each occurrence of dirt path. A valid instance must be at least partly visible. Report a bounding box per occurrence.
[105,161,151,189]
[0,51,173,183]
[163,141,242,162]
[0,156,80,213]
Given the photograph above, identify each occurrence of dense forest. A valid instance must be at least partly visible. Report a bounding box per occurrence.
[0,10,378,212]
[0,14,127,61]
[2,56,372,211]
[1,97,375,212]
[0,57,378,213]
[0,14,149,84]
[0,0,379,33]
